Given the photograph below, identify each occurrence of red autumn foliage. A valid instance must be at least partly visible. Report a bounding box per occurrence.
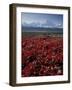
[22,36,63,77]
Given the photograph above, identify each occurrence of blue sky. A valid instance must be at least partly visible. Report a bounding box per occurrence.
[21,12,63,28]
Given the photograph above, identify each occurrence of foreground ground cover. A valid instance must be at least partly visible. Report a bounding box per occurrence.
[21,36,63,77]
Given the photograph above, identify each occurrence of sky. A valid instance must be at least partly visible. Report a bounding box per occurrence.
[21,12,63,28]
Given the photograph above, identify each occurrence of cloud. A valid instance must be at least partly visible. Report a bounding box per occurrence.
[55,23,63,28]
[22,20,63,28]
[22,22,40,27]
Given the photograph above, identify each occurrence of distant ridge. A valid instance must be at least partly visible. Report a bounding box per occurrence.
[22,26,63,33]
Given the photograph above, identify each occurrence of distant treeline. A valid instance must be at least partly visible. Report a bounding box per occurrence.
[22,31,63,37]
